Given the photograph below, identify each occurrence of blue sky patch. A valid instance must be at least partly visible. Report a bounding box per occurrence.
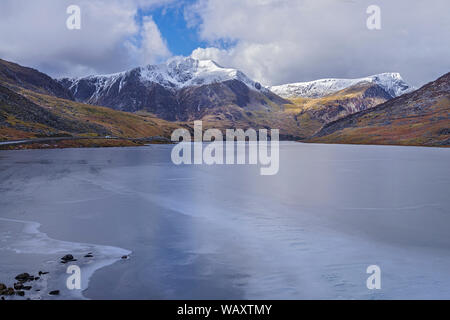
[137,1,207,57]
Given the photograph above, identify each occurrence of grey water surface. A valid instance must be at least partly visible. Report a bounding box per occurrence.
[0,142,449,299]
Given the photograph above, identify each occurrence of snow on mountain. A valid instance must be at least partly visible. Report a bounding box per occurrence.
[140,57,264,90]
[62,57,265,97]
[57,56,287,121]
[270,73,414,99]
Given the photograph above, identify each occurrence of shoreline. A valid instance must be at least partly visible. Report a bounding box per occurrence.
[0,136,174,150]
[1,137,448,151]
[0,217,131,300]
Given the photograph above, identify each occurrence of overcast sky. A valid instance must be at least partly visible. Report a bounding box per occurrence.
[0,0,449,87]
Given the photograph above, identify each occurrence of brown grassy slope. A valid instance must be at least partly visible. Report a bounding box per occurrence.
[16,82,390,142]
[20,89,183,138]
[0,85,183,141]
[188,83,390,140]
[198,104,303,140]
[0,57,396,143]
[0,85,109,140]
[309,73,450,147]
[0,57,184,142]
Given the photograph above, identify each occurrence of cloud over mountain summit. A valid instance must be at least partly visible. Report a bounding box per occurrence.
[1,0,449,87]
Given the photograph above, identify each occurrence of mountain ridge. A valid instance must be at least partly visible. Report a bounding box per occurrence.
[0,59,74,100]
[58,56,288,121]
[60,57,265,92]
[270,73,414,99]
[284,82,393,138]
[310,72,450,147]
[1,57,448,148]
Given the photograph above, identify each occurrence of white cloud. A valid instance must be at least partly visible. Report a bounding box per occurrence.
[126,16,171,66]
[0,0,172,77]
[187,0,450,86]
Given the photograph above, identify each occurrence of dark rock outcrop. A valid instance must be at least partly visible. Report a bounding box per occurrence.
[61,254,77,263]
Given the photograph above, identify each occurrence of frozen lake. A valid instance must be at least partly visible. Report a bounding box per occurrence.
[0,142,449,299]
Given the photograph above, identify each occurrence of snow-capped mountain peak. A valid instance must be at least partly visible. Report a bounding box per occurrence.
[270,73,414,99]
[59,57,266,105]
[138,56,262,90]
[57,57,283,120]
[58,56,268,109]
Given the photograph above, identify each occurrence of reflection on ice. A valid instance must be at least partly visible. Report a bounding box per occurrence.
[0,143,449,299]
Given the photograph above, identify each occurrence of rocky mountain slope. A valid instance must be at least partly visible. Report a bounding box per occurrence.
[0,58,302,141]
[0,84,106,139]
[56,57,405,139]
[0,83,181,141]
[59,57,288,121]
[284,82,393,138]
[270,73,413,99]
[2,57,447,147]
[0,59,183,142]
[310,72,450,147]
[0,59,73,100]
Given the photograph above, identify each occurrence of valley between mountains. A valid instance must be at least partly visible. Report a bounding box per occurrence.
[0,57,448,149]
